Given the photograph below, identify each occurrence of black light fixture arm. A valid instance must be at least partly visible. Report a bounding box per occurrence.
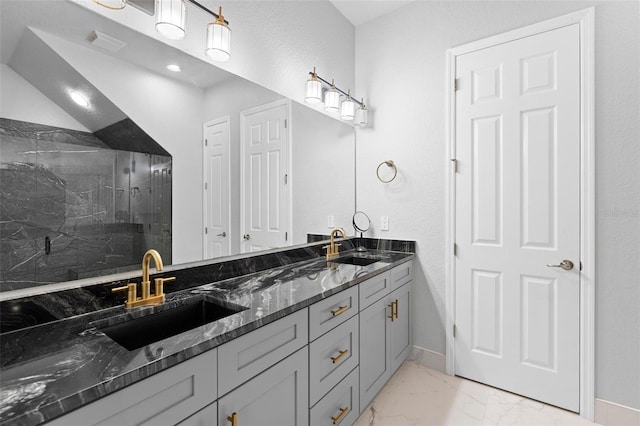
[309,71,364,107]
[186,0,229,25]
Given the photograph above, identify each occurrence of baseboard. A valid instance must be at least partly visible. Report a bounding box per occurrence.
[594,398,640,426]
[407,346,446,373]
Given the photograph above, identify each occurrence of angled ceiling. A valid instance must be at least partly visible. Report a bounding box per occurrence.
[329,0,415,27]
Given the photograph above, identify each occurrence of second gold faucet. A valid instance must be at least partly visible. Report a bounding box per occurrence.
[112,249,176,308]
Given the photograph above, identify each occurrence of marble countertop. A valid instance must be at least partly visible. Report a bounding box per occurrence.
[0,249,414,425]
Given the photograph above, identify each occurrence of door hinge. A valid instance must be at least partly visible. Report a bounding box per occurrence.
[454,78,460,91]
[285,231,288,241]
[205,227,208,234]
[580,261,583,271]
[453,243,458,256]
[204,182,208,190]
[451,159,458,173]
[453,324,457,338]
[284,119,287,129]
[205,139,208,146]
[284,174,288,184]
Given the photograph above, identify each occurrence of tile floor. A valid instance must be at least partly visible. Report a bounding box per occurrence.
[353,361,601,426]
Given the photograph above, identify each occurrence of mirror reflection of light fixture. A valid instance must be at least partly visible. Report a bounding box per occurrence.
[306,68,368,126]
[94,0,231,61]
[355,99,368,127]
[92,0,127,10]
[340,90,355,121]
[324,79,340,113]
[206,7,231,61]
[69,90,90,108]
[305,67,322,104]
[155,0,187,40]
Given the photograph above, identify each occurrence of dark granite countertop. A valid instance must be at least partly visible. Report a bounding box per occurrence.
[0,247,414,425]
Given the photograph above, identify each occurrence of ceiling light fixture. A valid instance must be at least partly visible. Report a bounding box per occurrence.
[69,90,90,108]
[166,64,182,72]
[94,0,231,61]
[305,68,368,126]
[92,0,127,10]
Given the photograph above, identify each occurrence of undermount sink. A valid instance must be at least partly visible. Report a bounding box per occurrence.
[332,255,383,266]
[99,298,246,351]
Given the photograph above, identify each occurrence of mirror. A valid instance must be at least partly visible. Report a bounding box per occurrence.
[352,211,371,252]
[0,0,355,292]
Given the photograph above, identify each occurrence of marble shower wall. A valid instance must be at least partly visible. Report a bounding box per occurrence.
[0,118,172,290]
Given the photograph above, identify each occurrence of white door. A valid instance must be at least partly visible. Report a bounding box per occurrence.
[240,100,289,252]
[203,117,230,258]
[454,24,580,411]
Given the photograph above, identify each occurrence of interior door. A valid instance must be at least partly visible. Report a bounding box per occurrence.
[454,24,581,411]
[240,101,289,253]
[203,117,230,258]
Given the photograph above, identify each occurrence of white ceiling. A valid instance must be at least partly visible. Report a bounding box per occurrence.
[329,0,415,27]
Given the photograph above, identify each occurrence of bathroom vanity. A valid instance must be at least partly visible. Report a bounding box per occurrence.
[0,239,414,426]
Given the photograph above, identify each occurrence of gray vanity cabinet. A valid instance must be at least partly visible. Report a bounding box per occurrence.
[217,347,309,426]
[359,262,413,412]
[47,347,218,426]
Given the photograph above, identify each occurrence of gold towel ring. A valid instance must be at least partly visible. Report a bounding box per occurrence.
[376,160,397,183]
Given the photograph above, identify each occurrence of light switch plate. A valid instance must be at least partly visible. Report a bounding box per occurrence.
[380,216,389,231]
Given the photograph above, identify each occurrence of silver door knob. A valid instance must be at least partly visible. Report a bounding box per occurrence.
[217,232,226,237]
[546,260,574,271]
[243,234,251,240]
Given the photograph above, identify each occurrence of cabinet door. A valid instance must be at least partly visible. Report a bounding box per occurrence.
[177,401,217,426]
[390,283,412,373]
[218,347,309,426]
[359,296,392,411]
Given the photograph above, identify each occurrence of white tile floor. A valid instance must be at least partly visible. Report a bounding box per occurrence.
[354,361,601,426]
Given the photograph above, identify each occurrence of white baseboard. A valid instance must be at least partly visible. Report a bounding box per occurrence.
[595,398,640,426]
[407,346,446,373]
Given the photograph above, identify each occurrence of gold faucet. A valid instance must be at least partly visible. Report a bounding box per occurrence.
[112,249,176,308]
[324,228,346,260]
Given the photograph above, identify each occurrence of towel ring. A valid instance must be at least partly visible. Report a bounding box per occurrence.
[376,160,397,183]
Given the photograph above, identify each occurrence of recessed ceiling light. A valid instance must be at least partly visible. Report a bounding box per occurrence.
[167,64,181,72]
[69,90,89,108]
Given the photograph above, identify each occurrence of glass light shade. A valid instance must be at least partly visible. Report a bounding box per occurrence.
[340,98,356,120]
[155,0,186,41]
[93,0,126,10]
[324,88,340,113]
[355,105,368,127]
[206,20,231,61]
[69,90,89,108]
[305,78,322,104]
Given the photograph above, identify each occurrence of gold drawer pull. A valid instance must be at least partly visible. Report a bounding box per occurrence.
[331,349,349,364]
[331,407,350,425]
[331,305,349,316]
[227,412,237,426]
[394,299,399,319]
[387,302,395,322]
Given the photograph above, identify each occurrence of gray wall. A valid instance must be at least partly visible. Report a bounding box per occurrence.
[354,0,639,409]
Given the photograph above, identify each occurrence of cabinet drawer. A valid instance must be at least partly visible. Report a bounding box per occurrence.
[310,367,359,426]
[309,286,358,341]
[309,315,359,405]
[390,261,413,290]
[48,349,217,426]
[359,272,391,310]
[218,308,308,396]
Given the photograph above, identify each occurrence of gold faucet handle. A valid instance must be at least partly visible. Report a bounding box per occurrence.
[154,276,176,298]
[112,283,138,307]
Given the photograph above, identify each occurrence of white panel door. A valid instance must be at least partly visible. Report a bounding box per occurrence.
[454,24,580,411]
[241,100,289,252]
[203,117,230,258]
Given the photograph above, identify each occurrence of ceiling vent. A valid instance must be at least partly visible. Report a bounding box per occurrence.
[88,31,127,53]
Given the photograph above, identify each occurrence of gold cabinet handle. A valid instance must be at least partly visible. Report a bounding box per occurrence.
[331,349,349,364]
[394,299,399,319]
[331,305,349,317]
[388,302,395,322]
[331,407,350,425]
[227,412,237,426]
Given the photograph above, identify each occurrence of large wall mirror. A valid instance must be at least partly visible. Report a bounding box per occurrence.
[0,0,355,292]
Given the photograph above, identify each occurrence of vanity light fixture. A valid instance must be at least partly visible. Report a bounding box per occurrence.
[340,90,356,121]
[92,0,127,10]
[305,68,368,126]
[166,64,182,72]
[94,0,231,61]
[305,67,322,104]
[324,79,340,113]
[69,90,90,108]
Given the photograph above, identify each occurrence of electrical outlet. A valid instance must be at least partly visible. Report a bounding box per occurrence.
[380,216,389,231]
[328,215,334,228]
